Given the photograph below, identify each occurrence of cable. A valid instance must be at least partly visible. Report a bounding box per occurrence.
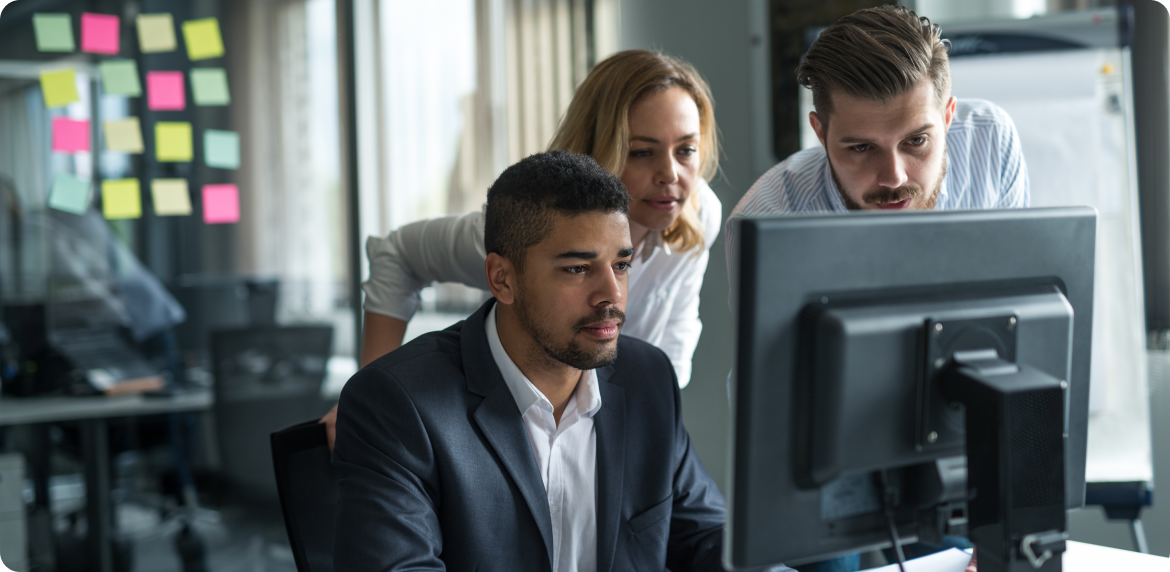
[878,469,907,572]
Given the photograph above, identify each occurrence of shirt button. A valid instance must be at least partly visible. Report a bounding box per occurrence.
[550,504,559,514]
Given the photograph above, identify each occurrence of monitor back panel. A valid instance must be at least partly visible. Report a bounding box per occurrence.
[727,207,1096,569]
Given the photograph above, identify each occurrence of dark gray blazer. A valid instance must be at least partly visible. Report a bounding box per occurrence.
[332,299,730,572]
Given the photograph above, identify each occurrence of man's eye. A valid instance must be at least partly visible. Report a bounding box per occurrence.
[564,265,587,275]
[614,261,631,272]
[906,136,926,146]
[850,143,871,153]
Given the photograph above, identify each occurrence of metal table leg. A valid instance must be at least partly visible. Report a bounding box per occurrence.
[1131,519,1150,554]
[81,418,113,572]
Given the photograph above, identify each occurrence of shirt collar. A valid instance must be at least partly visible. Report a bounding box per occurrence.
[820,153,850,212]
[485,305,602,418]
[636,230,670,263]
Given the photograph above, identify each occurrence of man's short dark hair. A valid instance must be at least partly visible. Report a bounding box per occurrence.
[797,5,951,127]
[484,151,630,272]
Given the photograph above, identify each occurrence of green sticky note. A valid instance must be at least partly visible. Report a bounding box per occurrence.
[204,129,239,169]
[99,60,142,97]
[156,122,193,162]
[182,18,224,60]
[103,117,144,153]
[136,13,176,53]
[40,68,80,108]
[101,178,142,219]
[190,68,230,106]
[34,13,75,52]
[48,174,90,214]
[150,178,192,216]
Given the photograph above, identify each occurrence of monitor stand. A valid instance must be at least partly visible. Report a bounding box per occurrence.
[937,340,1069,572]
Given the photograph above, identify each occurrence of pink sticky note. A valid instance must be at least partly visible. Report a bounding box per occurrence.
[202,184,239,224]
[51,117,90,153]
[80,13,120,55]
[147,71,185,111]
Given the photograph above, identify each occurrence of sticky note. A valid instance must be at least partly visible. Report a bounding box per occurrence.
[136,13,176,53]
[98,60,142,97]
[102,178,142,219]
[52,117,90,153]
[151,179,192,216]
[204,130,240,169]
[80,13,120,55]
[33,14,75,52]
[147,71,185,111]
[190,68,230,106]
[182,18,224,61]
[48,174,90,215]
[155,122,193,162]
[202,184,239,224]
[103,117,144,153]
[40,68,80,108]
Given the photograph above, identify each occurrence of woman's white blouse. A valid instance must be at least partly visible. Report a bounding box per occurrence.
[361,180,723,388]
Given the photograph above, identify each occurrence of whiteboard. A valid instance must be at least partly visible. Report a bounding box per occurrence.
[948,49,1154,484]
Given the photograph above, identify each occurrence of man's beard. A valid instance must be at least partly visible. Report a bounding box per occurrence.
[831,155,946,211]
[513,285,625,371]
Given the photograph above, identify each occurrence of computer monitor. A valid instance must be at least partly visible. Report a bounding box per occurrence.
[726,208,1096,572]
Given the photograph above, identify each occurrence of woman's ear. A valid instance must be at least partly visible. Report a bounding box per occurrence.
[485,252,518,305]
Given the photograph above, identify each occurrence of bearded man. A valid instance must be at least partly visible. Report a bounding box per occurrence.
[726,7,1025,572]
[730,5,1027,224]
[333,151,782,572]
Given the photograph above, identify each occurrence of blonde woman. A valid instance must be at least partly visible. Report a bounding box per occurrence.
[322,50,722,443]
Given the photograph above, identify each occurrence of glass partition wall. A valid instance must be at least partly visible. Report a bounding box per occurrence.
[0,0,351,395]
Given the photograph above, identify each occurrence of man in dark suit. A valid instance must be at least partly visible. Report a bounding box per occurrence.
[333,151,785,572]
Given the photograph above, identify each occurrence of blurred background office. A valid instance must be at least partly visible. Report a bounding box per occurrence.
[0,0,1166,570]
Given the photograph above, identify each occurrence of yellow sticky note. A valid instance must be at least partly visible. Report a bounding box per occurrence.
[102,178,142,219]
[40,68,80,108]
[103,117,144,153]
[156,122,193,162]
[136,14,177,53]
[182,18,224,60]
[151,178,192,216]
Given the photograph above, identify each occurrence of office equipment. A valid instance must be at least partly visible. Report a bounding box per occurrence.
[45,278,160,393]
[726,208,1095,571]
[171,274,279,357]
[0,390,212,572]
[211,326,331,499]
[271,420,337,572]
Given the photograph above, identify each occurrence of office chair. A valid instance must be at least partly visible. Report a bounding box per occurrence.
[211,325,333,499]
[271,420,337,572]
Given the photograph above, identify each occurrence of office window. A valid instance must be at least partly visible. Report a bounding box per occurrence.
[353,0,617,333]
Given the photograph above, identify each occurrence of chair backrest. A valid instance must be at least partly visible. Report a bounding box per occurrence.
[271,420,337,572]
[211,325,333,498]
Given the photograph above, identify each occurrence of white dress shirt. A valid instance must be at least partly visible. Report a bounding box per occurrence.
[485,305,601,572]
[361,180,723,387]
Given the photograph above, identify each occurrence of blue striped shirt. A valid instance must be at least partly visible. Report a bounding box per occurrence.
[726,99,1029,271]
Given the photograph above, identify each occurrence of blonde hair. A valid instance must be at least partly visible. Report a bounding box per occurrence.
[548,50,719,253]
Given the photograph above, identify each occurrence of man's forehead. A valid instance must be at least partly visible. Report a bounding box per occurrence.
[536,210,632,255]
[825,82,945,135]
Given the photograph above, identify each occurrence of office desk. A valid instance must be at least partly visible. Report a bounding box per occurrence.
[0,391,213,572]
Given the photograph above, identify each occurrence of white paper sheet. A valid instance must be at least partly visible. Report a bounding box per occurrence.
[870,548,972,572]
[1064,540,1170,572]
[868,542,1170,572]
